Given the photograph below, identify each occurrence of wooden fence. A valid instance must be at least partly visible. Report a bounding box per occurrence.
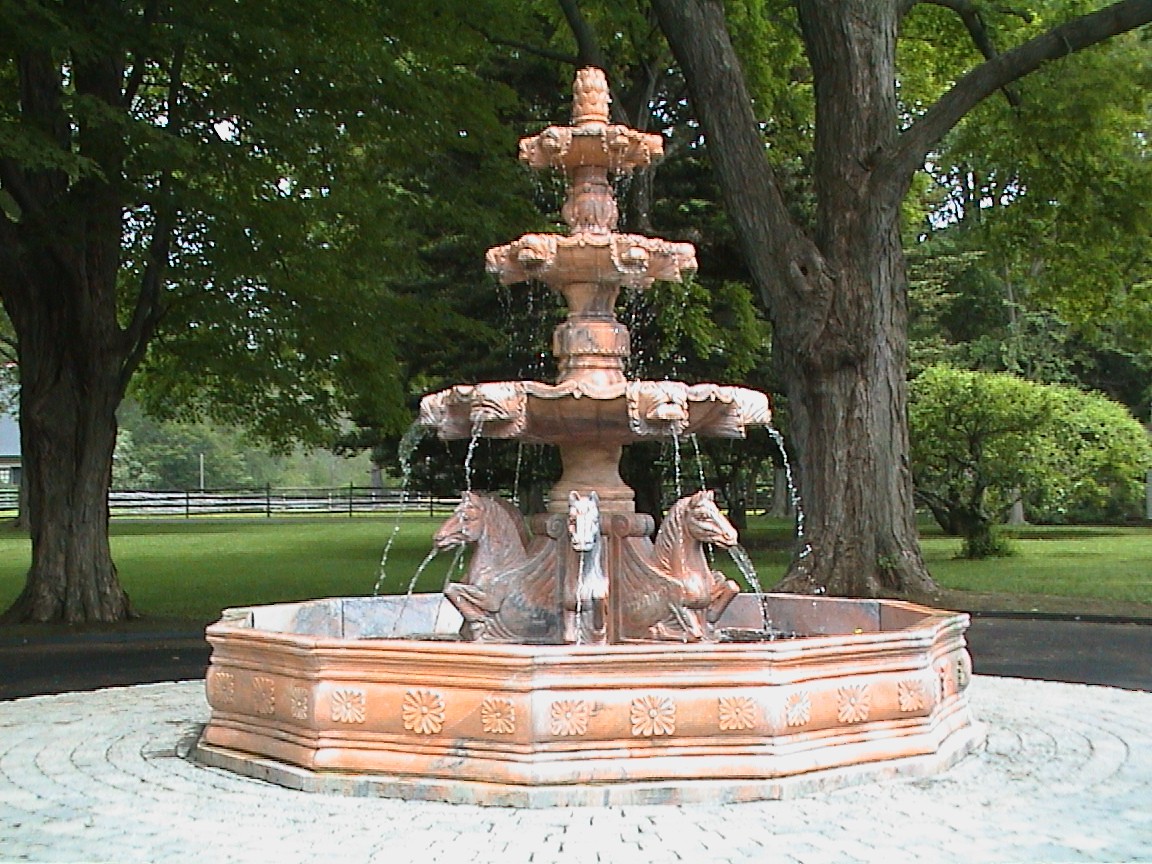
[0,486,460,519]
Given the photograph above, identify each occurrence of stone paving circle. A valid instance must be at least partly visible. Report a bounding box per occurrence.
[1,676,1150,863]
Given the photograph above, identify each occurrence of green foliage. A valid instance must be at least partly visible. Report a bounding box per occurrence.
[925,13,1152,342]
[910,366,1152,559]
[115,401,372,490]
[2,0,536,451]
[1038,384,1152,523]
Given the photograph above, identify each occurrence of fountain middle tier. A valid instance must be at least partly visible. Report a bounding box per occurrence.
[419,379,772,448]
[485,231,698,292]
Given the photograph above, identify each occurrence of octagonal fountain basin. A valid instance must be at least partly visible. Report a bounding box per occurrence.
[196,593,984,807]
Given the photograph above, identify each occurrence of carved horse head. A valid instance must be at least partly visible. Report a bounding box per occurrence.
[567,490,601,553]
[433,492,486,549]
[433,492,529,560]
[681,490,739,548]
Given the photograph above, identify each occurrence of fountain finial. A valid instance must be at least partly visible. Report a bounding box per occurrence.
[572,68,611,126]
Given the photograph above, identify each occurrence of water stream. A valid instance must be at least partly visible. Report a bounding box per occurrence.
[372,422,428,596]
[766,423,812,560]
[574,550,586,645]
[725,544,773,635]
[688,433,707,493]
[387,546,441,637]
[463,420,484,493]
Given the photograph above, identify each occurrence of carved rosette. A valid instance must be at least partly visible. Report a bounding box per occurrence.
[785,691,811,727]
[207,669,235,707]
[630,695,676,737]
[290,685,310,721]
[897,679,927,713]
[550,699,591,736]
[402,689,445,735]
[252,676,276,716]
[837,685,872,724]
[480,697,516,735]
[956,650,973,691]
[717,696,757,732]
[331,688,367,724]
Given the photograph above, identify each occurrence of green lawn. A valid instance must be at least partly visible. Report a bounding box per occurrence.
[922,525,1152,604]
[0,516,456,625]
[1,515,1150,626]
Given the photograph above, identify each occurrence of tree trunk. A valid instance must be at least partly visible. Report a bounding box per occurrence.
[769,467,792,518]
[653,0,936,597]
[0,16,149,623]
[774,254,932,595]
[1,269,134,624]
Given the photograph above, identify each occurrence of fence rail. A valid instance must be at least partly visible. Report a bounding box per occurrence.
[0,486,461,519]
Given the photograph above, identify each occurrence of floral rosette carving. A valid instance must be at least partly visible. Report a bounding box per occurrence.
[717,696,757,732]
[956,651,973,691]
[290,685,310,721]
[252,676,276,716]
[208,670,235,706]
[897,679,927,713]
[937,663,953,704]
[331,688,367,724]
[837,684,871,724]
[784,691,811,727]
[630,695,676,737]
[402,689,445,735]
[549,700,590,737]
[480,697,516,735]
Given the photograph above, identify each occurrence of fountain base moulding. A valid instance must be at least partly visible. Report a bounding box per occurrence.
[195,593,986,807]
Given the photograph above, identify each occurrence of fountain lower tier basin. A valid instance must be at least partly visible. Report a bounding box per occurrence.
[197,594,983,806]
[418,380,771,443]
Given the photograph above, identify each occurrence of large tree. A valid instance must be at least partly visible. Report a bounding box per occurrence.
[649,0,1152,596]
[0,0,510,622]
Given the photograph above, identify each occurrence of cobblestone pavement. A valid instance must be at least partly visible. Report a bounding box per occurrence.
[1,677,1150,863]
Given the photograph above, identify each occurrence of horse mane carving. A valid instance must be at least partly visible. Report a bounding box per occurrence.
[435,492,560,643]
[618,490,741,641]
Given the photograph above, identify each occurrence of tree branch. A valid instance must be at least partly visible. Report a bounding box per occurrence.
[120,41,186,390]
[557,0,609,69]
[465,23,579,66]
[921,0,1022,106]
[649,0,826,314]
[881,0,1152,191]
[121,0,161,106]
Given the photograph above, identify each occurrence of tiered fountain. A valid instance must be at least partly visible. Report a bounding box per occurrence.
[197,70,983,805]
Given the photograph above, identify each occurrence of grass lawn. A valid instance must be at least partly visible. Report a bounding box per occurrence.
[0,516,456,627]
[1,514,1151,629]
[922,525,1152,607]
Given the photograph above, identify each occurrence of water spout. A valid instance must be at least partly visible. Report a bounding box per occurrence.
[725,544,772,634]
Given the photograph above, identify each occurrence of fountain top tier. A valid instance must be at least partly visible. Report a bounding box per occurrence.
[419,68,771,513]
[484,67,697,385]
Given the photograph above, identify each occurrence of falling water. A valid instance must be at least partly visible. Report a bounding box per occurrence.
[574,551,586,645]
[688,433,707,493]
[512,442,524,508]
[766,423,812,560]
[671,429,683,500]
[725,544,773,634]
[373,422,429,596]
[438,543,468,600]
[387,546,441,637]
[463,420,484,493]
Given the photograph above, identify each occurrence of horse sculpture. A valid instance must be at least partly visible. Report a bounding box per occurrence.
[618,490,741,641]
[566,491,607,644]
[435,492,560,643]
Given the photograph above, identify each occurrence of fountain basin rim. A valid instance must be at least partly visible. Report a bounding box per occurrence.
[207,593,969,659]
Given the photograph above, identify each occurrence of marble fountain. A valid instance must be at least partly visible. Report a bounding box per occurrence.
[196,69,983,806]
